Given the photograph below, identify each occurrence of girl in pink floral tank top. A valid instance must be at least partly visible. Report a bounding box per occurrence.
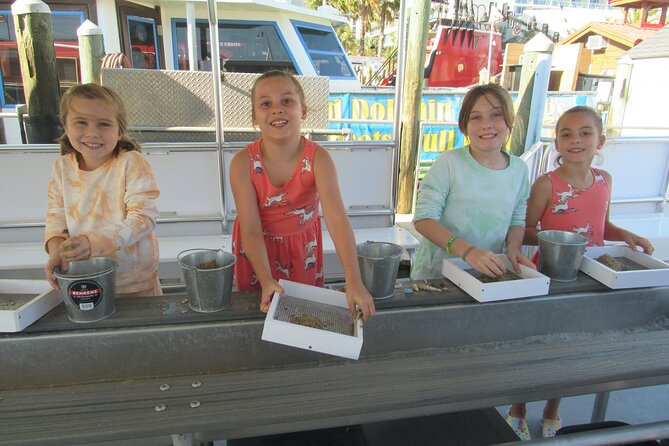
[230,71,375,321]
[537,168,609,247]
[511,106,654,439]
[233,138,324,290]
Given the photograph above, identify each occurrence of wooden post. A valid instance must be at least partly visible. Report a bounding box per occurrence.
[510,33,553,156]
[608,55,633,137]
[78,20,105,84]
[396,1,430,214]
[11,0,62,143]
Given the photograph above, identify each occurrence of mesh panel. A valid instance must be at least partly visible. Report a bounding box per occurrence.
[0,293,34,310]
[274,295,354,336]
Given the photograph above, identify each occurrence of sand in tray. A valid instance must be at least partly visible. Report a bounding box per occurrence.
[467,269,521,283]
[596,254,648,272]
[273,295,355,336]
[0,293,35,311]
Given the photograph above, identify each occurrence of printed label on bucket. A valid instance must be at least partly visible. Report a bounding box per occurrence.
[68,280,103,310]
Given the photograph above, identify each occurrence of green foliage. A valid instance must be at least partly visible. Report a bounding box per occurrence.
[302,0,400,56]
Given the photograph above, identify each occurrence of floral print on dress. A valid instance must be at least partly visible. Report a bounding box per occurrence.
[233,138,324,290]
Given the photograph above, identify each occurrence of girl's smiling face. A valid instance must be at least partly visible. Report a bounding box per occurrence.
[555,111,605,164]
[465,94,510,154]
[64,97,120,171]
[252,76,306,142]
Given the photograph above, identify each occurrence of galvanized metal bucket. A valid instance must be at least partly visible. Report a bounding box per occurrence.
[538,230,589,282]
[54,257,117,323]
[178,249,236,313]
[357,241,402,300]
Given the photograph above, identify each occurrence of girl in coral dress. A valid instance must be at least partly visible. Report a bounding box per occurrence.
[230,70,375,321]
[507,105,654,439]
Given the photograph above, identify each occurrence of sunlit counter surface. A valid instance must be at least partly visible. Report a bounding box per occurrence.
[2,274,669,445]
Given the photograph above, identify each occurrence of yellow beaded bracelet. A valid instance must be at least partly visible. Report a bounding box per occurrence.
[445,235,459,255]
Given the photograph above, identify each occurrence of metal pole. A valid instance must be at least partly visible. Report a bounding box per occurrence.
[206,0,227,234]
[186,2,197,71]
[591,391,610,423]
[486,22,493,81]
[390,0,408,223]
[498,419,669,446]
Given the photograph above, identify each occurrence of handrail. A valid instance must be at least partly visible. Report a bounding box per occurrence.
[499,419,669,446]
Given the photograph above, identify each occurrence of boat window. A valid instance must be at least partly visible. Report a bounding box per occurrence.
[127,16,160,69]
[0,10,84,107]
[172,20,295,73]
[291,20,355,79]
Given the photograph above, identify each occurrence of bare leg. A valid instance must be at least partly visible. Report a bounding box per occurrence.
[508,402,527,418]
[543,398,561,420]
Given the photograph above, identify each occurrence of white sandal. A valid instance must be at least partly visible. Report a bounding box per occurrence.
[541,416,562,437]
[505,412,531,441]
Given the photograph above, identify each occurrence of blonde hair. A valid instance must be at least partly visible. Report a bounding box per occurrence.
[250,70,306,124]
[59,83,140,156]
[458,83,515,135]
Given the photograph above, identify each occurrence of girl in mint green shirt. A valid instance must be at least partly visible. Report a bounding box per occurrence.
[412,84,534,280]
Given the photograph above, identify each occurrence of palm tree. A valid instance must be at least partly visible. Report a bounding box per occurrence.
[372,0,400,58]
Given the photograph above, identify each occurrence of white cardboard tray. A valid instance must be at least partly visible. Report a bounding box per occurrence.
[262,279,363,360]
[442,255,550,302]
[0,280,61,332]
[580,245,669,289]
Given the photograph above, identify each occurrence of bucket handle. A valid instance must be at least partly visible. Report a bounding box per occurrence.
[177,248,220,271]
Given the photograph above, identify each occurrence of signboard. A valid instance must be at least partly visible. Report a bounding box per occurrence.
[328,91,596,164]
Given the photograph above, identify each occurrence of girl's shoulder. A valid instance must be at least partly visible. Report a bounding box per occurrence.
[531,173,553,193]
[118,149,151,167]
[303,137,320,156]
[592,167,611,179]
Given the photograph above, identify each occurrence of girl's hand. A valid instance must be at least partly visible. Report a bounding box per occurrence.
[464,247,507,278]
[345,281,375,322]
[259,278,284,313]
[58,235,92,262]
[622,231,654,255]
[506,248,536,274]
[45,250,67,290]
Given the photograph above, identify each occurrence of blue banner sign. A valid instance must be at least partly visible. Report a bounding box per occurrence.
[328,91,595,163]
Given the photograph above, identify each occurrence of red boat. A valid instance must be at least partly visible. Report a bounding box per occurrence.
[424,19,503,88]
[379,18,504,88]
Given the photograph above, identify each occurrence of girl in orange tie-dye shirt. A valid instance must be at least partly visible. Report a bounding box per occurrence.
[44,84,161,297]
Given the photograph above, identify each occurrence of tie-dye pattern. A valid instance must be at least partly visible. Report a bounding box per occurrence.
[45,150,161,296]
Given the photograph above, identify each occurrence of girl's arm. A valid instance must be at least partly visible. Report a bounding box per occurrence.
[524,175,552,246]
[413,218,507,277]
[313,146,375,321]
[44,236,66,289]
[602,172,654,254]
[44,161,70,288]
[229,149,283,312]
